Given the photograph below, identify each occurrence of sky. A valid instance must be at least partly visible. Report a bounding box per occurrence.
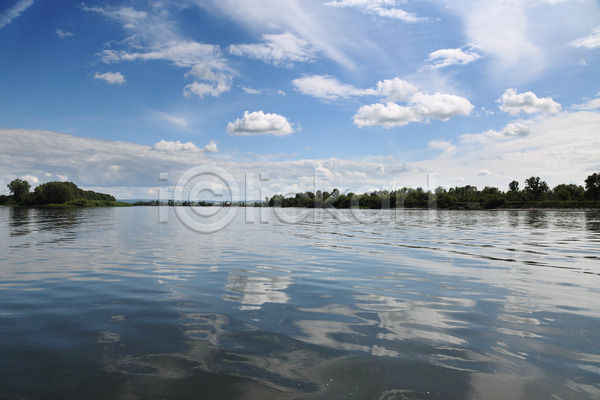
[1,0,599,200]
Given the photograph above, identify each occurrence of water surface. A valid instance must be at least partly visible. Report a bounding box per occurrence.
[1,207,599,399]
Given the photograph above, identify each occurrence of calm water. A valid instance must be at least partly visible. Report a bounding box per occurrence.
[1,206,599,399]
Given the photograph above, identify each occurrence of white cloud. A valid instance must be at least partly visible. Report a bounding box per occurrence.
[240,86,262,95]
[451,1,544,79]
[498,121,535,137]
[102,41,225,69]
[572,97,600,111]
[87,5,233,98]
[194,0,358,69]
[477,169,493,176]
[353,102,417,128]
[21,174,39,184]
[203,140,219,153]
[377,78,418,102]
[461,121,535,144]
[417,110,600,188]
[229,32,317,67]
[94,72,126,85]
[183,79,231,98]
[56,29,73,39]
[152,139,218,153]
[427,46,482,69]
[153,140,200,152]
[82,5,148,30]
[226,111,295,136]
[354,93,474,128]
[498,89,561,115]
[293,75,473,127]
[324,0,423,23]
[570,26,600,49]
[411,92,475,121]
[428,139,457,154]
[0,0,33,29]
[0,128,428,199]
[292,75,376,100]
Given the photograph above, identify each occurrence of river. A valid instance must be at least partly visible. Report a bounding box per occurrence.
[1,206,599,399]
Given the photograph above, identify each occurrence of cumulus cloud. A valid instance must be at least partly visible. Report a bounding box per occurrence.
[324,0,423,23]
[497,121,535,137]
[293,75,473,128]
[21,174,39,184]
[56,29,73,38]
[498,89,561,115]
[292,75,376,100]
[426,46,482,69]
[410,92,475,121]
[229,32,317,67]
[0,0,33,29]
[477,169,492,176]
[203,140,219,153]
[227,111,295,136]
[354,93,474,128]
[183,78,231,98]
[94,71,126,85]
[377,78,418,102]
[570,26,600,49]
[353,103,417,128]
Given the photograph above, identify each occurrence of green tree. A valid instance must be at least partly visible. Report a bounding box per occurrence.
[585,172,600,200]
[7,179,31,203]
[524,176,549,201]
[552,184,585,202]
[508,181,519,192]
[32,181,79,204]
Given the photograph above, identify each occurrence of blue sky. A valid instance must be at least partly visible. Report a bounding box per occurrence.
[1,0,599,199]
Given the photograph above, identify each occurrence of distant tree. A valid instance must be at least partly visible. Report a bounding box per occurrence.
[482,186,500,195]
[508,181,519,192]
[552,184,585,202]
[524,176,549,201]
[7,179,30,203]
[585,172,600,200]
[32,181,79,204]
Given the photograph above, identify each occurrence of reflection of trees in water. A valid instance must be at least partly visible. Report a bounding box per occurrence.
[585,210,600,234]
[8,207,83,241]
[524,210,548,229]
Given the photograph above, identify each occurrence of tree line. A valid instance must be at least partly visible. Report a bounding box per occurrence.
[1,179,124,207]
[267,173,600,210]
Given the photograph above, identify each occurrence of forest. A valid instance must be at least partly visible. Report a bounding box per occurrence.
[1,179,128,207]
[267,173,600,210]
